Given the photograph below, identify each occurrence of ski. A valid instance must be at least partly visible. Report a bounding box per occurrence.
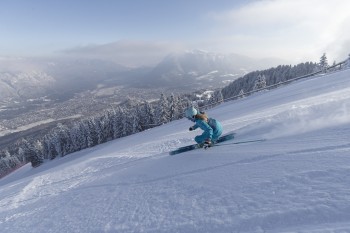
[169,132,235,156]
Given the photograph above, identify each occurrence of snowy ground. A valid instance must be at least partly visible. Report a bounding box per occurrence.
[1,69,350,233]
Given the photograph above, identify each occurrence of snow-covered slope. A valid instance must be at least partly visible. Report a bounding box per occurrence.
[1,69,350,233]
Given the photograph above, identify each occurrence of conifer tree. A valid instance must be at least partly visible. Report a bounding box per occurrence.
[120,107,133,137]
[21,139,43,167]
[131,105,143,133]
[319,53,328,72]
[52,123,71,156]
[209,90,224,106]
[69,122,85,152]
[155,93,170,124]
[254,74,267,90]
[111,107,124,139]
[142,101,156,129]
[238,89,245,98]
[169,94,182,121]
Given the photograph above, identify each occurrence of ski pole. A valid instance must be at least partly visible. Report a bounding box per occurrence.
[213,139,266,147]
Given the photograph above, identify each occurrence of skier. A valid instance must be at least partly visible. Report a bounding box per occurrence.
[185,107,223,147]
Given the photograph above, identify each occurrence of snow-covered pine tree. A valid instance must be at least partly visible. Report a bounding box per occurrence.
[155,93,170,125]
[3,150,18,169]
[78,121,89,149]
[17,147,26,164]
[32,140,44,162]
[169,93,182,121]
[69,122,84,152]
[103,109,116,141]
[0,155,10,177]
[111,107,124,139]
[238,89,245,98]
[0,150,15,175]
[131,105,143,133]
[253,74,267,90]
[319,53,329,72]
[86,119,99,148]
[51,123,71,157]
[21,139,43,167]
[142,101,156,130]
[95,114,109,144]
[41,135,55,160]
[209,90,224,106]
[177,96,187,119]
[120,107,133,137]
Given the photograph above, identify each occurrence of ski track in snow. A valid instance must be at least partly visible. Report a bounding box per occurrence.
[1,69,350,232]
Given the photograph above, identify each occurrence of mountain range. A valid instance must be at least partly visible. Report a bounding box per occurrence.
[0,50,286,103]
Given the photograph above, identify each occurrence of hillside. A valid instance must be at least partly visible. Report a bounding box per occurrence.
[1,69,350,232]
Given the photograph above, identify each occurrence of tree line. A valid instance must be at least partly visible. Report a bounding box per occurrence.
[221,62,318,100]
[0,93,197,174]
[222,53,350,101]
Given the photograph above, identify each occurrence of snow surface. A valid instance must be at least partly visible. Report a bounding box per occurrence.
[1,69,350,233]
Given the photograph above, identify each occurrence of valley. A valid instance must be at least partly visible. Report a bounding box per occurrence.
[0,50,279,150]
[0,85,172,150]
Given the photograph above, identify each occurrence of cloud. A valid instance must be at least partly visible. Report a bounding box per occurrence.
[208,0,350,63]
[61,40,186,67]
[59,1,350,67]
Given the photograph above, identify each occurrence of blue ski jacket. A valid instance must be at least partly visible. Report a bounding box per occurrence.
[191,117,223,144]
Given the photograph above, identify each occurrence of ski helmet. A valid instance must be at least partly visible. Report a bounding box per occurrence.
[185,107,198,119]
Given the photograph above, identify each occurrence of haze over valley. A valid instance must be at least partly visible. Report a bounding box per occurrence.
[0,50,288,149]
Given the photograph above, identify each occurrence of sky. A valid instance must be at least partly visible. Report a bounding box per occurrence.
[1,0,350,67]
